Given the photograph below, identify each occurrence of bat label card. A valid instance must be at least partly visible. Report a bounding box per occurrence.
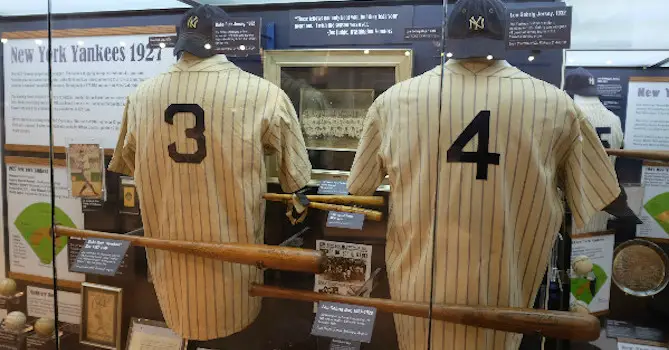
[326,212,364,230]
[311,301,376,343]
[330,338,360,350]
[318,180,349,195]
[71,238,130,276]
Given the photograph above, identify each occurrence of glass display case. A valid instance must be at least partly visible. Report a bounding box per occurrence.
[0,0,668,349]
[263,49,412,186]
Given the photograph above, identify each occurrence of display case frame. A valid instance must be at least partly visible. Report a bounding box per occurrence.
[263,49,413,189]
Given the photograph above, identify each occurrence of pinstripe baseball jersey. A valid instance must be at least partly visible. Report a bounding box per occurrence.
[347,59,620,350]
[109,53,311,340]
[571,94,623,234]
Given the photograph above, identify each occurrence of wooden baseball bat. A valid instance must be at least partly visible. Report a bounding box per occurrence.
[249,284,600,341]
[307,202,383,221]
[263,193,385,207]
[54,226,325,274]
[606,149,669,162]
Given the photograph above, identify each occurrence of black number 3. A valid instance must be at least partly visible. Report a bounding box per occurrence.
[447,110,500,180]
[164,104,206,163]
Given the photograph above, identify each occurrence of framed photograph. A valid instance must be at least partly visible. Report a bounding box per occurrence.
[126,318,184,350]
[80,283,122,350]
[263,49,412,188]
[66,143,104,199]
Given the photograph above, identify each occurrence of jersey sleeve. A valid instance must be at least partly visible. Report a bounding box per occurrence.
[560,107,621,229]
[261,90,311,193]
[108,98,137,176]
[347,100,386,196]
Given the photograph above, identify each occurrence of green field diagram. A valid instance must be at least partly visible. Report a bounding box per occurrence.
[570,264,608,304]
[644,192,669,235]
[14,202,76,264]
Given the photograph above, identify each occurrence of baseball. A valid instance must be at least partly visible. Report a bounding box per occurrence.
[0,279,17,297]
[34,318,55,337]
[572,255,594,276]
[570,300,590,314]
[4,311,26,332]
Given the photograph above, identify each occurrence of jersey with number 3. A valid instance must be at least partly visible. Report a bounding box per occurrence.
[109,54,311,340]
[347,60,620,350]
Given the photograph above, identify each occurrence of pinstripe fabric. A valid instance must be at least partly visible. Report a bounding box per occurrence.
[347,60,620,350]
[571,95,623,234]
[109,54,311,340]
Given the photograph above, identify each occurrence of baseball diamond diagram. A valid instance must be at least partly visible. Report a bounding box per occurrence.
[639,166,669,239]
[6,161,85,282]
[14,203,75,264]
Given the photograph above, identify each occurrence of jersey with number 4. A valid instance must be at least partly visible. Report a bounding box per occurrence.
[347,60,620,350]
[109,54,311,340]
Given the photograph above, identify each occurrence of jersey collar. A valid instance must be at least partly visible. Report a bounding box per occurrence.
[429,59,528,79]
[170,54,236,72]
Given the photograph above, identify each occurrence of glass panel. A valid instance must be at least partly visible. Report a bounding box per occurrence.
[0,1,61,348]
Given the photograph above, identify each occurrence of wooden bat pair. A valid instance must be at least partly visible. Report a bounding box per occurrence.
[606,149,669,162]
[249,284,600,342]
[263,193,384,221]
[56,226,598,341]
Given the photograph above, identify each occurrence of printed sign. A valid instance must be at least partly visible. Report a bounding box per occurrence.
[212,18,261,56]
[624,78,669,150]
[330,338,361,350]
[569,233,614,313]
[326,212,365,230]
[68,237,133,276]
[71,238,130,276]
[618,343,667,350]
[638,166,669,239]
[289,6,413,46]
[507,7,572,50]
[311,301,376,343]
[404,27,441,41]
[148,35,177,49]
[318,180,349,195]
[607,320,668,343]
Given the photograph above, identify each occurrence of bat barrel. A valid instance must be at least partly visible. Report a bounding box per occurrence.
[249,284,600,341]
[263,193,385,207]
[308,202,383,221]
[54,226,325,274]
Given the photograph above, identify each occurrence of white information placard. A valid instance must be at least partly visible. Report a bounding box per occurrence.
[27,286,81,324]
[570,233,615,314]
[3,33,175,148]
[6,160,84,282]
[624,78,669,150]
[638,165,669,240]
[618,342,667,350]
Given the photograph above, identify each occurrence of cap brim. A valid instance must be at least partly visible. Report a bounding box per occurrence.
[570,85,599,97]
[174,31,214,58]
[446,38,507,60]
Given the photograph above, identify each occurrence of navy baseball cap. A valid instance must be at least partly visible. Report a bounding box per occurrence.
[175,5,228,58]
[447,0,507,41]
[565,68,598,97]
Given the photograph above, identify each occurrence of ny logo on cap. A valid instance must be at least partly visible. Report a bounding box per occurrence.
[588,77,595,86]
[469,16,485,31]
[187,16,199,29]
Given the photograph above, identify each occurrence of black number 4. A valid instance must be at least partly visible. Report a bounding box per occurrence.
[447,110,500,180]
[165,104,207,163]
